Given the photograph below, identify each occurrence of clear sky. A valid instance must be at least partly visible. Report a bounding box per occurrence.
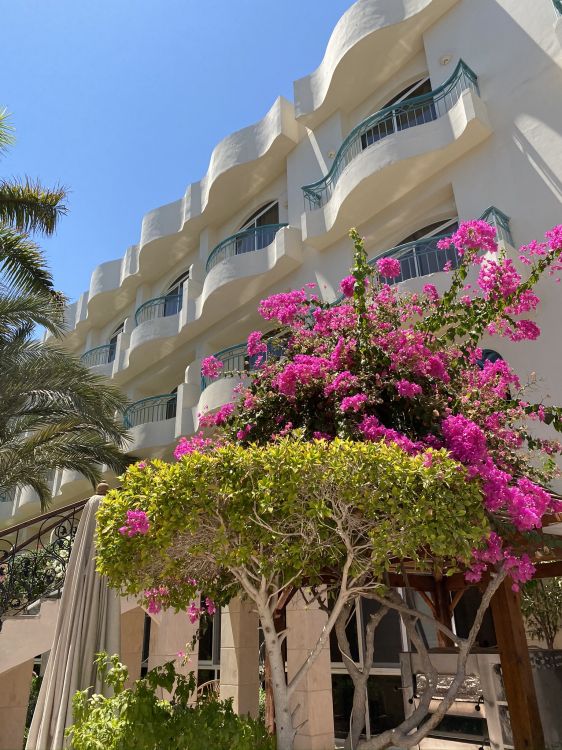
[1,1,353,301]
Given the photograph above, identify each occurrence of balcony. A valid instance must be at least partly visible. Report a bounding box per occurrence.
[205,224,288,274]
[80,343,115,368]
[369,234,460,286]
[302,61,478,210]
[200,341,280,391]
[134,294,182,326]
[197,225,302,326]
[301,62,491,249]
[123,393,177,429]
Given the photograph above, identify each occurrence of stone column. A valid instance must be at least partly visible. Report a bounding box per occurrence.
[219,597,260,717]
[148,610,199,699]
[120,607,145,688]
[0,659,34,750]
[286,592,335,750]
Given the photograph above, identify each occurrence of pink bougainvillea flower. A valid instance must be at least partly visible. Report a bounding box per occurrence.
[119,509,150,537]
[201,355,223,379]
[247,330,268,356]
[376,256,401,279]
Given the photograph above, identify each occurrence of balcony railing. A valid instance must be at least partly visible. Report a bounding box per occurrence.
[0,498,87,624]
[205,224,288,274]
[555,0,562,15]
[201,341,282,391]
[123,393,177,428]
[135,294,182,326]
[370,234,461,286]
[80,343,115,368]
[302,60,479,210]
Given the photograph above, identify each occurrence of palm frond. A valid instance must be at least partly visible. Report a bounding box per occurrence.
[0,291,64,338]
[0,109,15,154]
[0,177,68,235]
[0,225,54,294]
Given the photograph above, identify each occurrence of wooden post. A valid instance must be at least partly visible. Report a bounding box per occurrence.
[433,570,454,647]
[490,578,545,750]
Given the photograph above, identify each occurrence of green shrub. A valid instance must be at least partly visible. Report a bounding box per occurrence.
[66,654,275,750]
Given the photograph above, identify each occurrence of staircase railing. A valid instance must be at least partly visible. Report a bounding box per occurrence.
[0,495,95,626]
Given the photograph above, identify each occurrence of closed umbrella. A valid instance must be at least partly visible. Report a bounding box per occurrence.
[26,487,120,749]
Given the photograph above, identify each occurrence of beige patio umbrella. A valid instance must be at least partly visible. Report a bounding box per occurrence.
[26,486,121,749]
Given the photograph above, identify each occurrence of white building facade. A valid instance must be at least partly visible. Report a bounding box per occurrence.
[2,1,562,748]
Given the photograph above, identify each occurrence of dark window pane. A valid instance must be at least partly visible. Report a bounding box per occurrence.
[366,675,405,734]
[331,673,355,739]
[453,587,497,648]
[330,606,359,663]
[361,598,402,666]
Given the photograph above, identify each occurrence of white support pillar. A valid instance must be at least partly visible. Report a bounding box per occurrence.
[286,592,335,750]
[219,597,260,718]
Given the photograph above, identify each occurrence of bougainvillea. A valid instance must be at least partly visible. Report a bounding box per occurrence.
[190,221,562,590]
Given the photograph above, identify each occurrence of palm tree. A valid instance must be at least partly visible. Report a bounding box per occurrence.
[0,108,64,297]
[0,110,131,509]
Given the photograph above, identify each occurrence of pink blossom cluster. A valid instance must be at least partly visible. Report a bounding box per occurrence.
[376,256,401,279]
[477,258,521,300]
[466,532,535,592]
[174,433,219,460]
[272,355,331,397]
[258,289,309,325]
[395,380,423,398]
[359,415,424,455]
[247,331,268,356]
[199,402,235,428]
[119,509,150,537]
[187,596,217,624]
[437,220,497,256]
[201,355,223,379]
[340,393,368,412]
[144,585,170,615]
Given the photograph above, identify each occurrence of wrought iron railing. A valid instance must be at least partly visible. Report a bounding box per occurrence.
[80,343,115,368]
[135,294,182,326]
[0,498,87,625]
[479,206,513,246]
[555,0,562,15]
[302,60,479,210]
[123,393,177,428]
[201,341,282,391]
[205,224,288,274]
[369,234,462,286]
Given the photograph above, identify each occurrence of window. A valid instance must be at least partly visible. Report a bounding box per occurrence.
[164,271,189,317]
[361,77,436,150]
[108,323,124,364]
[165,387,177,421]
[235,202,280,256]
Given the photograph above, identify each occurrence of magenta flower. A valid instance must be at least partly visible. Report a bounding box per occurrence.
[395,380,422,398]
[119,509,150,537]
[340,393,368,412]
[247,331,267,356]
[339,275,356,298]
[376,257,401,279]
[201,355,223,379]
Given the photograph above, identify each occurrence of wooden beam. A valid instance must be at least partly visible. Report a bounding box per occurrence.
[490,579,545,750]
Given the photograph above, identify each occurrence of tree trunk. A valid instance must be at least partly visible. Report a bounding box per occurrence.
[345,673,369,750]
[259,603,296,750]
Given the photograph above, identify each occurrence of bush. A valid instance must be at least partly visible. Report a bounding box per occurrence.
[66,654,275,750]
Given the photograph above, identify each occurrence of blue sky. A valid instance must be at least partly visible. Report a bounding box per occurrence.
[1,1,352,301]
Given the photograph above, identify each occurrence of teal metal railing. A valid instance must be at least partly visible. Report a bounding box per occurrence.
[479,206,513,246]
[368,233,461,285]
[123,393,177,428]
[206,224,288,274]
[302,60,479,210]
[80,343,115,368]
[135,294,182,326]
[554,0,562,15]
[201,341,282,391]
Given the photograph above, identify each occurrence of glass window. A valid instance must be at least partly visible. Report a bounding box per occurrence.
[361,599,402,666]
[453,587,497,648]
[366,675,405,735]
[108,323,124,364]
[385,218,460,283]
[236,202,280,255]
[164,271,189,317]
